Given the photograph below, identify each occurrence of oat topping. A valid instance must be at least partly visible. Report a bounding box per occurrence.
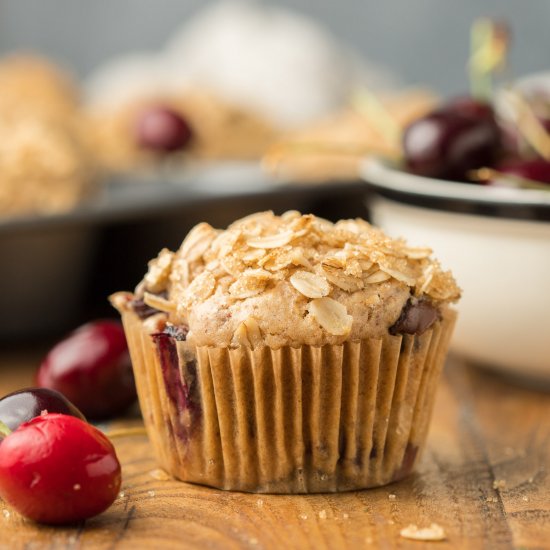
[0,114,95,216]
[143,292,176,314]
[364,270,392,284]
[136,211,460,348]
[290,270,330,299]
[166,212,457,302]
[0,56,96,217]
[307,297,353,336]
[144,249,174,293]
[232,317,263,348]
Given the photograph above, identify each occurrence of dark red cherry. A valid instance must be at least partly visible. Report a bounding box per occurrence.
[403,107,501,182]
[443,96,496,120]
[37,320,136,420]
[0,413,121,524]
[538,117,550,134]
[135,106,193,152]
[0,388,84,433]
[495,157,550,185]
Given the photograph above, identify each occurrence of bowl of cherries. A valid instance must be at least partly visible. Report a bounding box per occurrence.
[361,87,550,382]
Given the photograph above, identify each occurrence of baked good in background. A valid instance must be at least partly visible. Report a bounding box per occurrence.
[112,211,460,493]
[84,0,425,179]
[263,89,438,182]
[0,1,443,217]
[0,55,96,217]
[86,90,278,174]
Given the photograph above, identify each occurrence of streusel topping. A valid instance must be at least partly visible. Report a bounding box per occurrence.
[0,113,95,216]
[138,211,460,348]
[0,55,96,217]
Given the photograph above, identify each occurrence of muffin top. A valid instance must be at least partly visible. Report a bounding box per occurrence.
[86,90,278,173]
[0,55,96,217]
[135,211,460,348]
[0,110,96,216]
[0,55,79,117]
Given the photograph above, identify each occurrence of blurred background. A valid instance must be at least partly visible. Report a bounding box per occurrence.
[0,0,549,384]
[1,0,549,93]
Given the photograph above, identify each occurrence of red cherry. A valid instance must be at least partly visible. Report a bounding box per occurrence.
[403,109,501,181]
[0,413,121,524]
[496,157,550,185]
[443,96,496,120]
[37,321,136,420]
[135,106,193,152]
[540,117,550,134]
[0,388,85,432]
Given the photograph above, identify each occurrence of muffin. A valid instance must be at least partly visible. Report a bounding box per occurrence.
[111,211,460,493]
[0,55,96,217]
[263,89,438,182]
[86,90,279,174]
[0,54,79,117]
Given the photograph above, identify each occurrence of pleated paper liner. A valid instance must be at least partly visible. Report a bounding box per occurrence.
[118,302,456,494]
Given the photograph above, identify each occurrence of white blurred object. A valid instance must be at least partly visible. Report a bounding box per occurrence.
[85,53,173,110]
[496,71,550,125]
[512,70,550,93]
[164,0,395,127]
[86,0,398,127]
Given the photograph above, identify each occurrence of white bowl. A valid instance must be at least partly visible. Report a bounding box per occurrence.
[362,158,550,382]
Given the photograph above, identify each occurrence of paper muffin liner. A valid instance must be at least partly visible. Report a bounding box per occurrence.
[119,303,456,493]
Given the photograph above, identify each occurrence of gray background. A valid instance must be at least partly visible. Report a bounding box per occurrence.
[0,0,548,95]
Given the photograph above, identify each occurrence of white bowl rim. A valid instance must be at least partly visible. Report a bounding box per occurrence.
[360,157,550,221]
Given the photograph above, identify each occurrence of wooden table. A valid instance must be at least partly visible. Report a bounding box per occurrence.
[0,350,548,550]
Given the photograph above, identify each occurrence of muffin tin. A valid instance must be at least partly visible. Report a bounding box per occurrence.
[1,164,367,340]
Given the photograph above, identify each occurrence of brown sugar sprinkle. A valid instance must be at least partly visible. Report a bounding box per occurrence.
[139,212,460,329]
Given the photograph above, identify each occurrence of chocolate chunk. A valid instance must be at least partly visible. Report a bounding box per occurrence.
[130,298,159,320]
[130,291,168,320]
[389,298,441,336]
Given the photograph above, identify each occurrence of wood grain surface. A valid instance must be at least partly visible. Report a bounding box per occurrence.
[0,351,548,550]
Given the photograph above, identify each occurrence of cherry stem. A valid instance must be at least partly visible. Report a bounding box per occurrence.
[351,88,402,148]
[0,420,12,439]
[469,18,510,101]
[501,89,550,160]
[469,167,550,191]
